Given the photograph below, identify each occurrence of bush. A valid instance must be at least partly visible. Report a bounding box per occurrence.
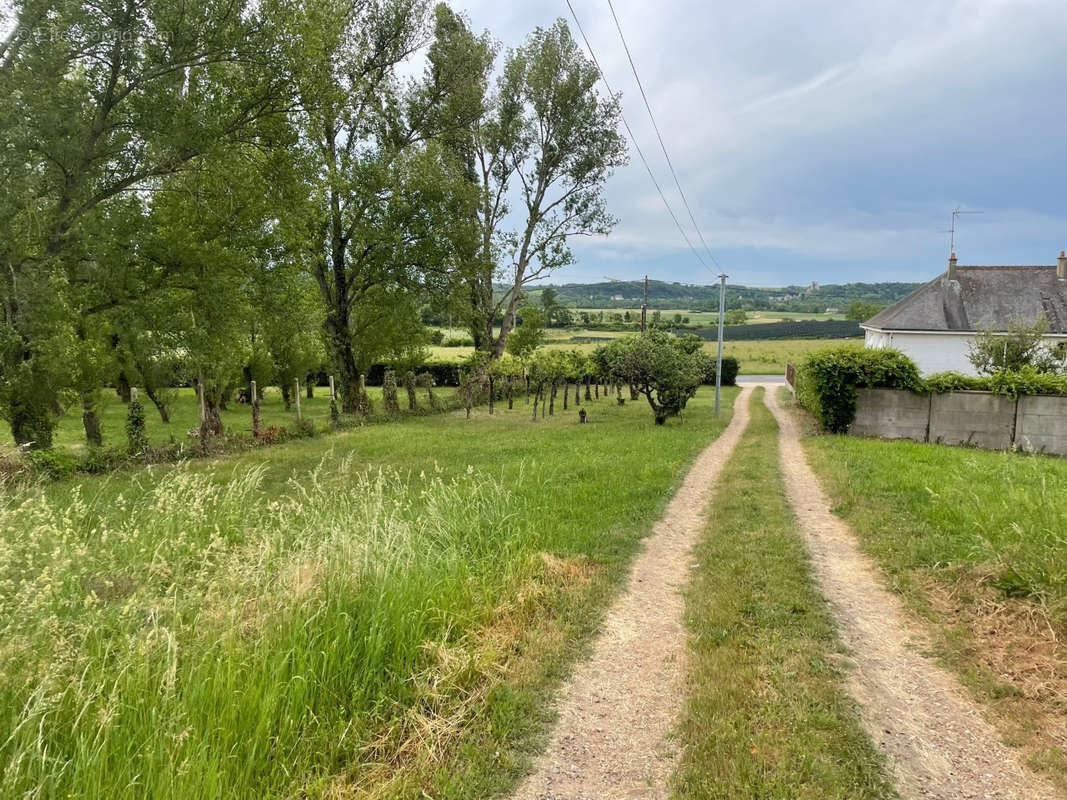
[442,337,475,347]
[26,449,77,479]
[797,346,923,433]
[923,368,1067,397]
[703,356,739,386]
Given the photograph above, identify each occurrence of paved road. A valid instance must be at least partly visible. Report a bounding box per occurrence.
[737,374,786,384]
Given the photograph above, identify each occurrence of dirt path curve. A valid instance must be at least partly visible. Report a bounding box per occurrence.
[764,388,1059,800]
[511,386,753,800]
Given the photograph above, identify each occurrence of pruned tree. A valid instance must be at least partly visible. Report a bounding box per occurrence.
[599,331,709,425]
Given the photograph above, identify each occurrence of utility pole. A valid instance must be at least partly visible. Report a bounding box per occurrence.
[641,274,648,333]
[715,273,727,415]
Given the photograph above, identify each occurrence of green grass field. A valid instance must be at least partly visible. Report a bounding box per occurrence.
[39,385,458,454]
[674,389,896,799]
[430,337,834,375]
[0,386,738,799]
[803,425,1067,787]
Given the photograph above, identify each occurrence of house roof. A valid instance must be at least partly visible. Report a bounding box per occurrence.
[863,265,1067,333]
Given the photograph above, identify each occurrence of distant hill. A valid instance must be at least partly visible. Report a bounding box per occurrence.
[521,280,919,313]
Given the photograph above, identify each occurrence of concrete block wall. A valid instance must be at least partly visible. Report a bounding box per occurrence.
[852,389,930,442]
[929,392,1016,450]
[850,390,1067,457]
[1015,396,1067,456]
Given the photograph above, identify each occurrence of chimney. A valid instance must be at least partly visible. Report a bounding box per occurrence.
[947,252,958,279]
[1058,250,1066,279]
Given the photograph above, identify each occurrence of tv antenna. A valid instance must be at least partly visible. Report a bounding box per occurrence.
[946,206,983,255]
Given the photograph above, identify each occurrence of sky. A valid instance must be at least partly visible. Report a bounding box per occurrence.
[455,0,1067,287]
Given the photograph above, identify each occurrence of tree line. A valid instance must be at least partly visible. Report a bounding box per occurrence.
[0,0,626,449]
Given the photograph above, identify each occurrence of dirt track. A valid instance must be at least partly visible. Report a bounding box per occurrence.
[765,388,1058,800]
[510,386,753,800]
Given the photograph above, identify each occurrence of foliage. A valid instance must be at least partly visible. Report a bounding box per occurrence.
[723,309,748,325]
[920,369,1067,397]
[922,371,989,393]
[506,306,547,363]
[125,397,148,455]
[704,356,741,386]
[845,301,884,321]
[968,315,1065,376]
[440,16,627,356]
[796,346,923,433]
[597,331,709,424]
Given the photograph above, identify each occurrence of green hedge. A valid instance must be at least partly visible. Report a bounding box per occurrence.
[796,346,923,433]
[800,351,1067,434]
[704,356,739,386]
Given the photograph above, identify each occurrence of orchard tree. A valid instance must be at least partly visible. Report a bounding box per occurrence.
[599,331,708,425]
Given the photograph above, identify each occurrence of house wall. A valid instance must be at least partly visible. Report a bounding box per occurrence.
[864,329,1067,376]
[864,330,977,375]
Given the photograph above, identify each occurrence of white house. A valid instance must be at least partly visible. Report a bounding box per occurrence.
[862,251,1067,375]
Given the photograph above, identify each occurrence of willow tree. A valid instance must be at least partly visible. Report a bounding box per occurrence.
[431,17,627,356]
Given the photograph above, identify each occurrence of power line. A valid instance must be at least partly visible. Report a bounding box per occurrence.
[563,0,713,274]
[606,0,722,272]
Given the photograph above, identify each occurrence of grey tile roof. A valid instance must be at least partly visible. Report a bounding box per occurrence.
[863,266,1067,333]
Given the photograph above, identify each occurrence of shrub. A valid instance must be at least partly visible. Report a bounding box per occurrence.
[598,330,708,424]
[703,356,739,386]
[126,396,148,454]
[923,371,988,393]
[26,449,77,479]
[797,346,923,433]
[442,337,474,347]
[923,368,1067,397]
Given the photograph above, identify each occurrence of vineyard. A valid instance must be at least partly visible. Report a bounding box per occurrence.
[684,320,864,341]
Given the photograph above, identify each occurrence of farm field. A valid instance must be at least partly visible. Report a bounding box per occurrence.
[431,337,840,374]
[36,386,459,455]
[803,426,1067,789]
[0,387,739,799]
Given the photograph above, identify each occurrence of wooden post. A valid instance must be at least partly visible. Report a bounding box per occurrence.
[130,386,138,403]
[198,374,206,425]
[329,375,336,401]
[251,380,261,438]
[294,378,302,421]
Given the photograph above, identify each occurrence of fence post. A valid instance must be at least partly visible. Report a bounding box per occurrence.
[251,380,261,438]
[294,378,302,421]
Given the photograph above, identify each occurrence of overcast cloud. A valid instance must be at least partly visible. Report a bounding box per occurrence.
[456,0,1067,286]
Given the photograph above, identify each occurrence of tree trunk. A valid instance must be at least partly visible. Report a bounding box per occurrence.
[563,382,569,410]
[584,379,591,401]
[281,382,292,411]
[507,375,514,410]
[200,390,224,440]
[115,371,132,403]
[488,374,495,415]
[144,384,171,423]
[531,383,540,421]
[306,381,314,399]
[595,382,599,400]
[82,394,103,447]
[549,382,556,415]
[525,375,530,405]
[630,384,639,400]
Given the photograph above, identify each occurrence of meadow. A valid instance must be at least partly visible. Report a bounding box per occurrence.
[0,387,738,799]
[430,335,838,374]
[41,386,459,454]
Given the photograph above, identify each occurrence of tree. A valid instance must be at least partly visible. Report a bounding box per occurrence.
[440,19,626,356]
[845,301,883,321]
[280,0,480,414]
[724,309,748,325]
[968,315,1064,375]
[599,331,708,424]
[0,0,287,447]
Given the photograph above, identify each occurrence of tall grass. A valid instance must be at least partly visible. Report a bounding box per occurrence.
[0,455,535,798]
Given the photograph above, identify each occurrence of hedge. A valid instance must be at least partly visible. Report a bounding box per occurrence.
[795,345,923,433]
[925,367,1067,397]
[704,356,739,386]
